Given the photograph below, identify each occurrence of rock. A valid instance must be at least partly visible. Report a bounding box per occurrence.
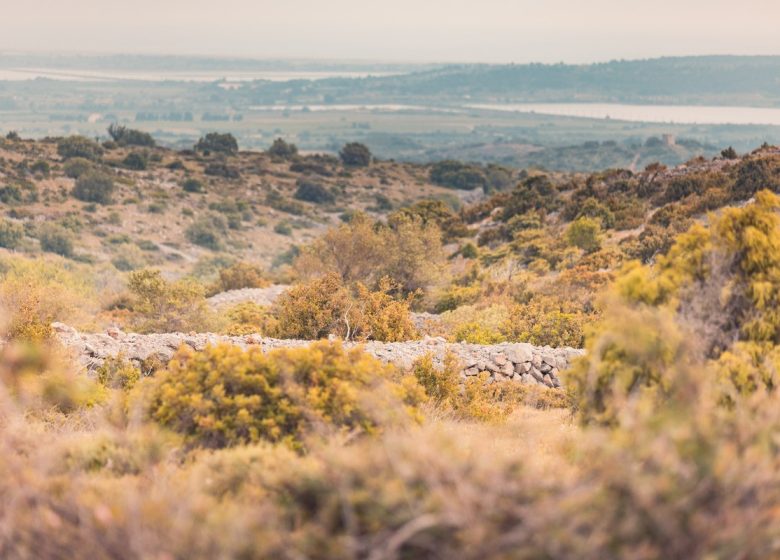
[506,344,533,364]
[494,353,508,366]
[465,366,479,376]
[540,363,553,374]
[531,368,544,382]
[543,374,554,388]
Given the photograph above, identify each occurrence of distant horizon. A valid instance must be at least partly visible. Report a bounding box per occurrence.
[2,50,780,68]
[1,0,777,64]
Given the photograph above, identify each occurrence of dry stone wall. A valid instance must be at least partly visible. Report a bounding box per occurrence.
[53,323,584,389]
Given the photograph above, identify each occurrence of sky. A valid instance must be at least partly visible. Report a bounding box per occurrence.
[1,0,779,63]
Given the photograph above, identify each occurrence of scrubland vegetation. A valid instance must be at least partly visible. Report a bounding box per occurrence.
[2,126,780,557]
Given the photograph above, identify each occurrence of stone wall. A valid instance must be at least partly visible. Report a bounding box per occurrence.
[53,323,584,389]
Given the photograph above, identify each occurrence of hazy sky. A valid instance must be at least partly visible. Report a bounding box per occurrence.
[2,0,779,63]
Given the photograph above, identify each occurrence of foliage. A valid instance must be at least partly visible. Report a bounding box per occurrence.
[339,142,372,167]
[211,261,270,293]
[107,124,156,147]
[294,180,335,204]
[565,216,602,253]
[57,135,103,161]
[185,214,228,251]
[195,132,238,155]
[73,172,116,204]
[0,218,24,249]
[127,269,216,333]
[122,151,148,170]
[37,224,75,257]
[221,302,278,336]
[182,178,204,193]
[274,274,417,342]
[147,341,424,449]
[429,160,487,190]
[63,157,95,178]
[267,137,298,159]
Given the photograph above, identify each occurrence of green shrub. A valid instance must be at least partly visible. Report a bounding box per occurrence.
[195,132,238,155]
[37,224,74,257]
[182,178,204,193]
[294,180,335,204]
[73,172,115,204]
[147,341,424,449]
[186,215,227,250]
[63,157,95,179]
[57,135,103,161]
[566,217,602,253]
[429,160,487,190]
[0,218,24,249]
[123,151,148,170]
[107,123,156,147]
[267,137,298,159]
[339,142,372,167]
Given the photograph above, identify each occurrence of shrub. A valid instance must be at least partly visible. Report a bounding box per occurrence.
[73,172,115,204]
[30,160,50,175]
[274,274,416,342]
[429,160,487,190]
[57,135,103,161]
[273,222,292,236]
[182,178,204,193]
[294,180,335,204]
[221,302,278,336]
[127,269,215,333]
[204,162,240,178]
[147,341,424,449]
[95,354,141,390]
[339,142,372,167]
[732,158,779,199]
[0,218,24,249]
[212,261,270,293]
[565,217,602,253]
[107,123,156,147]
[267,137,298,159]
[37,224,74,257]
[122,151,148,170]
[195,132,238,155]
[186,215,227,250]
[63,157,94,179]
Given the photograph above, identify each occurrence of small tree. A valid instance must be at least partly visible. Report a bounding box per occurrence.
[0,218,24,249]
[195,132,238,155]
[38,224,74,257]
[73,172,115,204]
[107,124,156,147]
[566,217,602,253]
[339,142,372,167]
[721,146,739,160]
[268,138,298,159]
[57,136,103,161]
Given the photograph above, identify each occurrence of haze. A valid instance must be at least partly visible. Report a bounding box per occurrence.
[1,0,779,63]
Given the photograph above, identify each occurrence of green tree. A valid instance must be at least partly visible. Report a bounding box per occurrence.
[339,142,372,167]
[195,132,238,155]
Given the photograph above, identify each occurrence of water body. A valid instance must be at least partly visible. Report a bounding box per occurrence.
[0,68,398,83]
[468,103,780,126]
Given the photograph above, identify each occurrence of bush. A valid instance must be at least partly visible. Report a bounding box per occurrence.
[204,162,239,178]
[122,151,148,170]
[267,137,298,159]
[107,123,156,147]
[565,217,602,253]
[429,160,487,190]
[73,172,115,204]
[274,274,416,342]
[195,132,238,155]
[212,261,270,293]
[221,302,278,336]
[182,178,204,193]
[0,218,24,249]
[57,135,103,161]
[732,157,779,199]
[147,341,424,449]
[63,157,95,179]
[127,269,215,333]
[37,224,74,257]
[294,180,335,204]
[339,142,372,167]
[186,214,227,250]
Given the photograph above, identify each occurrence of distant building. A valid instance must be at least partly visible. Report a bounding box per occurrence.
[663,134,676,146]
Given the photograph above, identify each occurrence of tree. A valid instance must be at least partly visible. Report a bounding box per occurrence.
[57,136,103,161]
[566,217,602,253]
[429,160,487,191]
[339,142,372,167]
[267,138,298,159]
[195,132,238,155]
[107,124,156,147]
[73,172,115,204]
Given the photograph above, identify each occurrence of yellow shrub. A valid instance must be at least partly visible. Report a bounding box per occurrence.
[210,261,270,294]
[146,341,424,450]
[221,302,279,336]
[128,269,217,333]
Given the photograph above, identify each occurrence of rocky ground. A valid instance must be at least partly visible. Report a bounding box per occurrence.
[53,323,584,389]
